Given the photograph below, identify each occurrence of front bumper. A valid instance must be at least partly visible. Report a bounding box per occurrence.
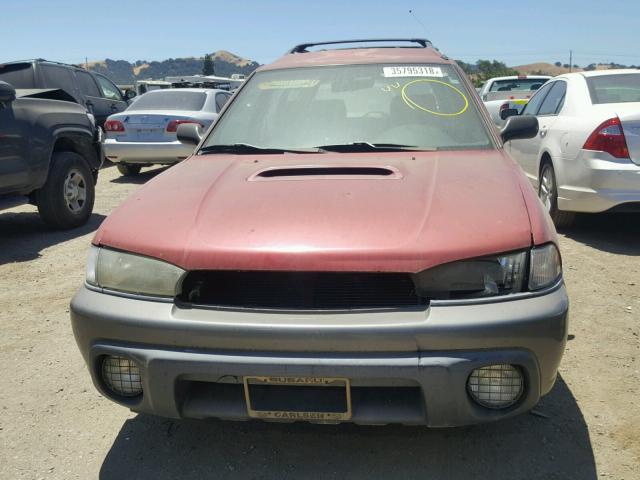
[557,150,640,212]
[103,139,194,165]
[70,283,569,427]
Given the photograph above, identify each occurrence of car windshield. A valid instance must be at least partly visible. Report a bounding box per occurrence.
[489,79,547,92]
[127,91,206,111]
[203,64,492,151]
[587,74,640,104]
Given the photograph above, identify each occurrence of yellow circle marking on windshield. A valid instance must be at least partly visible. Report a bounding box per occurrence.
[401,79,469,117]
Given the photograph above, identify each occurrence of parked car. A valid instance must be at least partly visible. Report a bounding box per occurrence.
[505,69,640,227]
[0,59,132,128]
[0,81,101,228]
[479,75,551,127]
[71,39,568,427]
[103,88,231,176]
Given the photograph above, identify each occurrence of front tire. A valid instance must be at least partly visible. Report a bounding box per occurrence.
[36,151,95,229]
[539,162,575,228]
[116,163,142,176]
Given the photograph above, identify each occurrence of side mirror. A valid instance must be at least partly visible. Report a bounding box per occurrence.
[500,107,519,120]
[0,81,16,104]
[176,123,203,146]
[124,89,136,101]
[500,115,538,143]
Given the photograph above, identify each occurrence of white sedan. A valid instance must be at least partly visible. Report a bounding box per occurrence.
[505,69,640,227]
[104,88,232,176]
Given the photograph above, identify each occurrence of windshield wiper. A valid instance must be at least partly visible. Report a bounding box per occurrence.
[199,143,321,155]
[315,142,435,152]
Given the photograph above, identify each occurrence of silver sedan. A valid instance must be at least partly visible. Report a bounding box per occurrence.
[506,70,640,227]
[103,88,232,176]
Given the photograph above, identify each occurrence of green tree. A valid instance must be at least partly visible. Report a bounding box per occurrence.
[455,60,475,75]
[203,54,215,76]
[470,60,518,86]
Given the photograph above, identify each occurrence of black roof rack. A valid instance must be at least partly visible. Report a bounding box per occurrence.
[288,39,432,54]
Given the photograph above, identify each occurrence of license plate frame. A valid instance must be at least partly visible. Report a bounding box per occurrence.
[243,376,352,421]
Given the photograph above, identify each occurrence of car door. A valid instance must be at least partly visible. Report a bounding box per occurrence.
[74,70,104,121]
[507,81,555,183]
[92,73,128,127]
[531,80,567,183]
[0,98,30,194]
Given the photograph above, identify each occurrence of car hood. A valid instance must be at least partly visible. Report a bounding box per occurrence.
[94,151,534,272]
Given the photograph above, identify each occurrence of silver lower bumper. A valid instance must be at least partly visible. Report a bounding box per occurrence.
[70,284,569,426]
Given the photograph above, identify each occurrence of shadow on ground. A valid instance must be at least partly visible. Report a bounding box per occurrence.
[100,377,595,480]
[560,212,640,255]
[109,166,170,185]
[0,212,106,264]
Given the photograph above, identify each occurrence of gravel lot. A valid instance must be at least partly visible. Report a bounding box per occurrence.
[1,164,638,479]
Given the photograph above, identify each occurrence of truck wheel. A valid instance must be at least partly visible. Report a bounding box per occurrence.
[117,164,142,176]
[539,162,575,229]
[36,151,95,229]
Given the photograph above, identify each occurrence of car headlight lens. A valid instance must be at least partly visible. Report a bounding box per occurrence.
[413,244,561,300]
[413,251,528,299]
[529,243,562,290]
[86,246,185,297]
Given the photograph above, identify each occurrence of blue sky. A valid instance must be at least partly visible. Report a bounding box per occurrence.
[3,0,640,67]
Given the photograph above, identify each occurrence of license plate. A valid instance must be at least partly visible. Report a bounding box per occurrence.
[243,376,352,421]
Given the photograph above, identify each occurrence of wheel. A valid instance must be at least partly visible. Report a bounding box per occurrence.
[36,151,95,229]
[539,162,575,228]
[116,163,142,176]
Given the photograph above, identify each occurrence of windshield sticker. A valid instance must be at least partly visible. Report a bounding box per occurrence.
[383,66,443,78]
[258,79,320,90]
[401,79,469,117]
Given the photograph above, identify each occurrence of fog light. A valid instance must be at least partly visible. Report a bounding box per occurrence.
[101,356,142,397]
[467,364,523,409]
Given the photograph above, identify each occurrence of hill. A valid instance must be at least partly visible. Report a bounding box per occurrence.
[86,50,260,84]
[512,62,583,76]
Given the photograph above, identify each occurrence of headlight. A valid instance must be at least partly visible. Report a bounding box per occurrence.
[413,244,561,300]
[86,246,185,297]
[529,243,562,290]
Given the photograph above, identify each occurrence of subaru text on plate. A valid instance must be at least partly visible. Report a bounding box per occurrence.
[71,39,569,427]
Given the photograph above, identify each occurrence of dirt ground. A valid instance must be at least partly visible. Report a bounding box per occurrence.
[1,164,638,479]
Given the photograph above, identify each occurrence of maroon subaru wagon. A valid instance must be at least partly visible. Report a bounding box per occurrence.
[71,39,568,426]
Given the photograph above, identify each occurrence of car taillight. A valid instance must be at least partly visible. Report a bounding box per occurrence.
[166,120,203,132]
[104,120,125,132]
[583,117,630,159]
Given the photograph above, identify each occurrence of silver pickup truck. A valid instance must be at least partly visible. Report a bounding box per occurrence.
[480,75,551,127]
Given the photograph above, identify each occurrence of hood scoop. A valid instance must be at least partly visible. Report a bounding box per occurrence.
[250,165,402,181]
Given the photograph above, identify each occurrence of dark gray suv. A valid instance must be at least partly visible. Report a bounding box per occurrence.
[0,59,130,127]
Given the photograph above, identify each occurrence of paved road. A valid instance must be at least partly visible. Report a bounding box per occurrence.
[1,164,638,479]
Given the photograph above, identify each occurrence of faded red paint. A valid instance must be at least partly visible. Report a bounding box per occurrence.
[94,150,556,272]
[260,47,451,72]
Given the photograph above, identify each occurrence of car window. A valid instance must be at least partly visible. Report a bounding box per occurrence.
[0,62,36,88]
[587,73,640,104]
[489,78,547,92]
[76,70,101,97]
[95,74,123,101]
[215,93,230,112]
[204,64,493,151]
[127,91,207,111]
[40,64,76,93]
[537,81,567,116]
[521,82,553,116]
